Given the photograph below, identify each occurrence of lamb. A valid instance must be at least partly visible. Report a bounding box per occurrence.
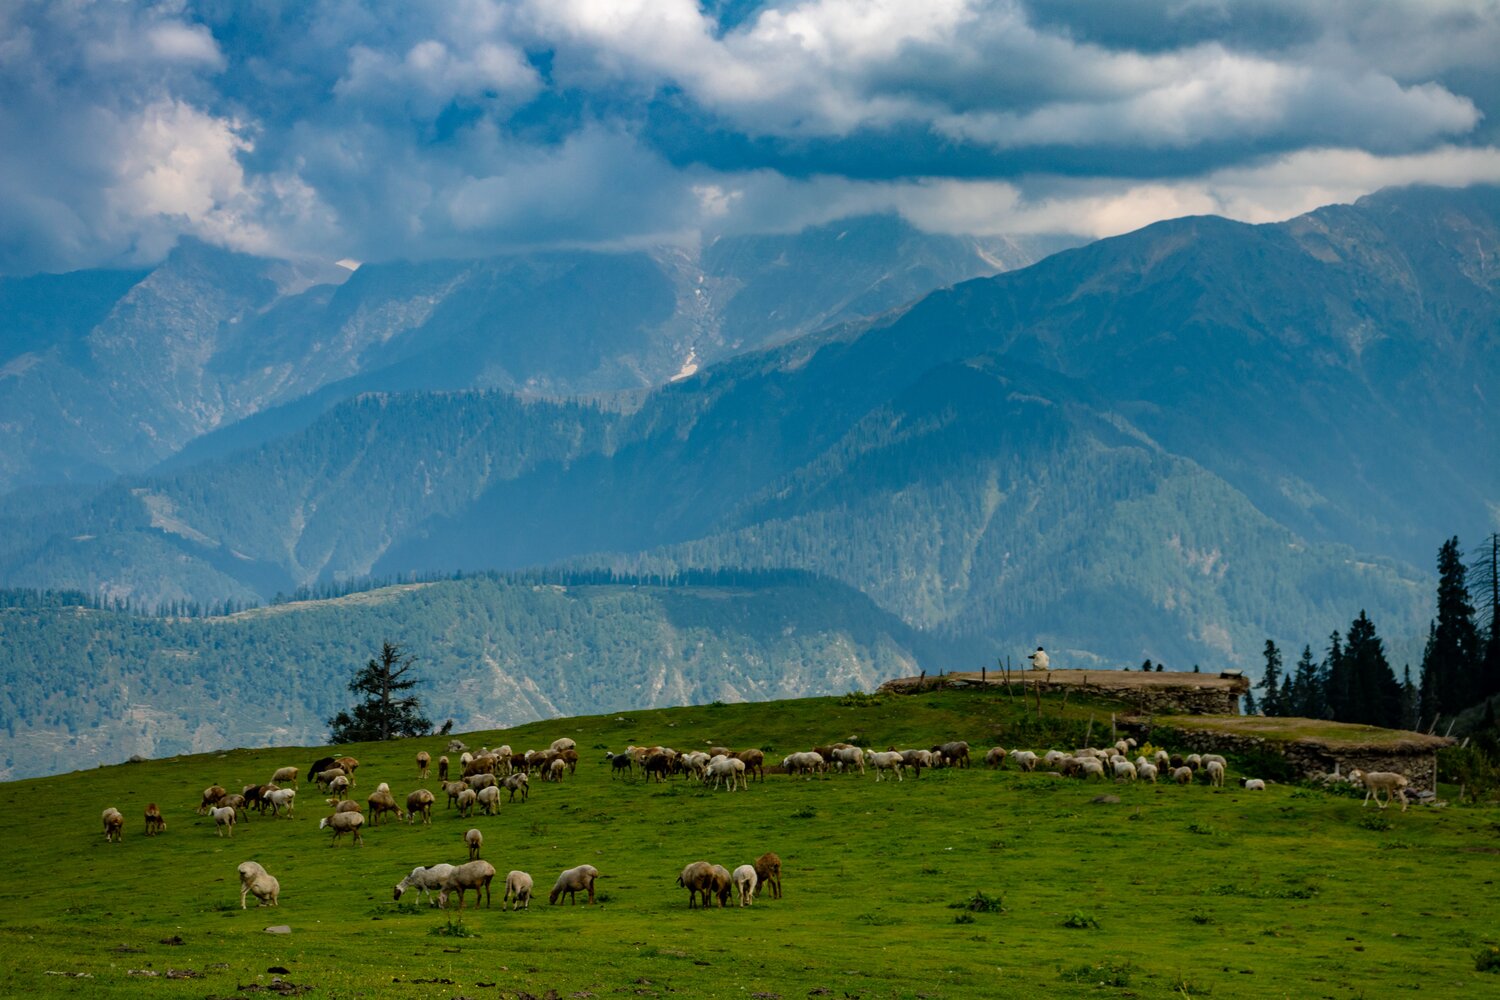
[1240,778,1267,791]
[367,789,405,825]
[318,810,365,845]
[477,785,502,815]
[238,861,280,909]
[677,861,716,909]
[438,860,497,912]
[464,827,483,860]
[271,766,299,788]
[984,747,1008,768]
[394,863,456,906]
[549,864,600,905]
[753,852,782,900]
[865,750,904,782]
[416,751,431,779]
[1172,766,1194,785]
[266,788,297,817]
[406,788,435,825]
[504,870,534,910]
[144,802,166,836]
[732,864,758,906]
[211,805,237,837]
[503,772,530,802]
[102,806,125,843]
[1350,770,1410,811]
[1205,760,1225,787]
[198,785,227,815]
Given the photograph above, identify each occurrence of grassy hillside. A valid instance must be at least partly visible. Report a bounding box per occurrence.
[2,690,1496,999]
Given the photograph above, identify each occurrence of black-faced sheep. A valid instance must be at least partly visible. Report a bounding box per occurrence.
[504,870,533,910]
[549,864,600,905]
[416,751,431,779]
[754,852,782,900]
[238,862,279,908]
[102,806,124,843]
[439,860,496,912]
[394,863,455,906]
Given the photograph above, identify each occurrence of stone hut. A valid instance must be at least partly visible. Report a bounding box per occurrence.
[879,668,1250,716]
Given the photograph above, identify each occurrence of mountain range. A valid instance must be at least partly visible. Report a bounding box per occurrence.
[1,186,1496,765]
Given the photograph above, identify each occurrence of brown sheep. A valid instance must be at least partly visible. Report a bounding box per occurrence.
[439,860,496,912]
[367,789,405,825]
[736,749,766,782]
[197,785,227,815]
[677,861,716,909]
[144,802,166,836]
[318,810,364,845]
[753,852,782,900]
[334,756,360,781]
[443,780,470,809]
[549,864,600,905]
[270,766,299,788]
[406,788,435,825]
[437,755,449,781]
[416,750,431,779]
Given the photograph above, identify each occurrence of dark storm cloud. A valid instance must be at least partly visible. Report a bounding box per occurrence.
[2,0,1499,274]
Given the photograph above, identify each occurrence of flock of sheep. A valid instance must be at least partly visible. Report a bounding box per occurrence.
[96,728,1416,915]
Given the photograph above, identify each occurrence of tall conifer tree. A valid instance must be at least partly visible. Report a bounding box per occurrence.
[1258,640,1284,716]
[1344,611,1402,728]
[1420,537,1482,715]
[1471,533,1500,701]
[1290,644,1323,718]
[1324,630,1349,721]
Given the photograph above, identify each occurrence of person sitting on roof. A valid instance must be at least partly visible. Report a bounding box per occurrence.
[1027,646,1049,671]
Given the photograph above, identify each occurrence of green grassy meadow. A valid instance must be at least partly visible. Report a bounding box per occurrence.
[1,690,1496,999]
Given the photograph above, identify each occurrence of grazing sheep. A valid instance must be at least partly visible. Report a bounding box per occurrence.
[456,789,478,817]
[736,749,766,782]
[327,774,351,798]
[219,793,249,821]
[439,860,497,912]
[102,806,125,843]
[677,861,716,909]
[900,749,934,776]
[1201,754,1227,770]
[318,810,365,845]
[934,741,971,768]
[266,788,297,817]
[606,752,634,779]
[732,864,758,906]
[1172,766,1194,785]
[238,861,280,909]
[753,852,782,900]
[1010,750,1039,773]
[549,864,600,905]
[394,863,456,906]
[406,788,435,825]
[781,751,825,777]
[707,865,733,908]
[198,785,227,815]
[984,747,1008,768]
[706,755,747,791]
[1205,760,1225,787]
[144,803,166,836]
[314,767,347,792]
[464,828,483,860]
[438,755,449,781]
[865,750,904,782]
[1350,770,1410,811]
[1113,760,1138,782]
[444,780,470,809]
[1240,778,1267,791]
[466,772,497,792]
[642,752,673,782]
[334,756,359,781]
[832,746,866,775]
[477,785,502,815]
[1137,763,1159,784]
[308,755,337,780]
[211,805,237,837]
[547,758,567,783]
[504,870,533,910]
[416,751,431,779]
[328,798,362,814]
[503,772,530,802]
[271,766,299,788]
[550,737,577,753]
[367,789,405,825]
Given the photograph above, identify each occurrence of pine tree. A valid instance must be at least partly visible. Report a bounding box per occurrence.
[1243,688,1260,716]
[326,641,434,743]
[1323,631,1349,721]
[1400,665,1420,731]
[1471,533,1500,700]
[1258,640,1284,716]
[1420,537,1482,716]
[1343,611,1402,728]
[1291,645,1324,719]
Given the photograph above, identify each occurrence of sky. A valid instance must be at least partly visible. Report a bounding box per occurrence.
[3,0,1500,274]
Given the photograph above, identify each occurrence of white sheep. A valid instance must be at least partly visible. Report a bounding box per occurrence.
[270,766,299,788]
[1172,766,1193,785]
[102,807,125,843]
[318,810,365,845]
[706,755,747,791]
[439,860,497,912]
[1205,760,1225,787]
[1011,750,1039,772]
[1241,778,1266,791]
[1137,763,1158,783]
[504,870,534,910]
[266,787,296,817]
[550,738,576,752]
[1112,760,1137,782]
[394,864,456,906]
[477,785,502,815]
[831,746,866,775]
[465,827,483,860]
[238,861,280,908]
[1079,759,1106,781]
[732,864,758,906]
[1350,770,1410,811]
[864,750,904,782]
[549,864,600,905]
[211,805,237,837]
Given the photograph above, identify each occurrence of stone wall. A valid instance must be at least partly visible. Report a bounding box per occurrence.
[879,674,1244,716]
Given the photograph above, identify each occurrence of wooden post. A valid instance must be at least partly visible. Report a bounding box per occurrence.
[1084,715,1094,747]
[1110,713,1117,743]
[981,666,986,685]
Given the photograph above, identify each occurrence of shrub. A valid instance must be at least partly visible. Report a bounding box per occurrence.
[953,912,975,925]
[1062,911,1101,929]
[837,691,883,708]
[1477,946,1500,973]
[1059,960,1132,986]
[1357,813,1392,832]
[948,891,1005,913]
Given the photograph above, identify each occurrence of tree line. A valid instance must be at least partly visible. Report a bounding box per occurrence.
[1248,534,1500,730]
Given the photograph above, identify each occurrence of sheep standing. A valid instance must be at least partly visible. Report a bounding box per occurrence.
[211,805,237,837]
[753,852,782,900]
[456,789,478,817]
[438,755,450,781]
[865,750,904,782]
[439,860,497,912]
[394,864,456,906]
[416,751,431,779]
[238,862,279,908]
[144,803,166,836]
[737,749,766,782]
[102,807,125,843]
[465,828,483,860]
[503,773,530,802]
[1205,760,1225,788]
[477,785,502,815]
[406,788,435,825]
[504,870,533,910]
[1172,766,1193,785]
[549,864,600,905]
[1240,778,1267,791]
[367,789,405,825]
[732,864,758,906]
[270,766,299,788]
[318,810,365,845]
[984,747,1008,768]
[266,788,297,818]
[707,865,733,908]
[677,861,715,909]
[1351,770,1410,811]
[198,785,227,816]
